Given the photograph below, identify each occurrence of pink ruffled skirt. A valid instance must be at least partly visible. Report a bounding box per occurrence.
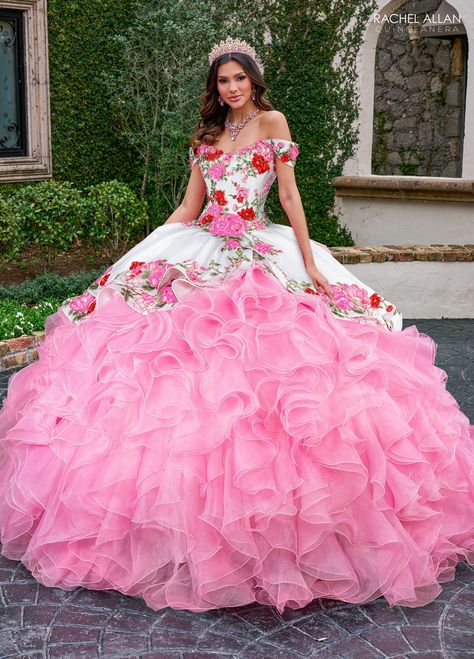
[1,262,473,613]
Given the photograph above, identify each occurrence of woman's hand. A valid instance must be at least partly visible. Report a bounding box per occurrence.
[305,263,334,301]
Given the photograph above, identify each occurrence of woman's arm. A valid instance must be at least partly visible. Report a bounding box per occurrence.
[164,159,207,224]
[265,111,333,299]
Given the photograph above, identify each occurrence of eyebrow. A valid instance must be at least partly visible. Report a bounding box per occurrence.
[218,72,246,79]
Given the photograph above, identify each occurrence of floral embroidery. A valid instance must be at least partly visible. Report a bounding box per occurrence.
[61,139,401,333]
[188,138,298,232]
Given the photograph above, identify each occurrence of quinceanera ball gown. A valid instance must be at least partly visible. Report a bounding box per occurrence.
[0,138,473,614]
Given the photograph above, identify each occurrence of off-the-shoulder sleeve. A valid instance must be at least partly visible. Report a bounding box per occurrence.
[271,138,299,167]
[188,145,199,170]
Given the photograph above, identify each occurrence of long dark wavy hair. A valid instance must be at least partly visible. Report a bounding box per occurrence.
[190,52,274,150]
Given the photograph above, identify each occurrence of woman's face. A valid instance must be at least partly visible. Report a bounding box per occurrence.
[216,60,253,108]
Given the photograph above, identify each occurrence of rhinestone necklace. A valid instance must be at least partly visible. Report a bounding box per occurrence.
[224,108,260,141]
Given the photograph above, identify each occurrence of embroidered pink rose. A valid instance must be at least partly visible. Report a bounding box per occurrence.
[141,291,157,304]
[147,261,172,287]
[332,287,355,310]
[69,291,96,313]
[187,261,206,281]
[289,145,299,161]
[208,162,226,180]
[252,219,266,230]
[225,239,240,250]
[253,241,274,254]
[208,213,247,237]
[235,186,249,203]
[344,283,370,308]
[160,285,177,303]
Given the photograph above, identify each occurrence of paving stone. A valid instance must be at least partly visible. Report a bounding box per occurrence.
[151,626,201,650]
[448,589,474,612]
[360,626,413,655]
[402,601,445,625]
[443,628,474,651]
[320,606,373,634]
[12,562,36,581]
[195,630,254,653]
[49,644,98,658]
[70,588,121,610]
[264,624,334,655]
[294,613,348,644]
[159,607,215,635]
[0,568,14,581]
[49,625,100,645]
[23,604,58,626]
[182,653,237,659]
[0,605,22,631]
[106,610,155,634]
[310,633,385,657]
[243,642,303,658]
[234,605,284,633]
[3,582,38,604]
[443,605,474,629]
[362,601,408,625]
[0,630,17,657]
[36,583,73,604]
[401,624,442,650]
[202,613,259,641]
[11,626,48,652]
[54,605,110,627]
[101,631,149,656]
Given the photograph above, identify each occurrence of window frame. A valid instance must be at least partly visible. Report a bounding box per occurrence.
[0,0,52,182]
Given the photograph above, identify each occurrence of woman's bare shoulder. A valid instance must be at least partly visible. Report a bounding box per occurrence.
[261,110,292,140]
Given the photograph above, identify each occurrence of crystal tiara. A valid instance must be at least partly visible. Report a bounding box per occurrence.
[208,36,264,74]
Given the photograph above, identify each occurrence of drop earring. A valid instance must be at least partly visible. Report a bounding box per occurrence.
[218,95,225,106]
[251,86,256,100]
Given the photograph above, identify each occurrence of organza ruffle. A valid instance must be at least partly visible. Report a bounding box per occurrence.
[0,262,473,613]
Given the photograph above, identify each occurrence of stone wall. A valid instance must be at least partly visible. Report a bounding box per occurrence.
[372,0,466,177]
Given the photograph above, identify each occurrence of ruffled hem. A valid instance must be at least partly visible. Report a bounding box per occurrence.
[1,261,473,613]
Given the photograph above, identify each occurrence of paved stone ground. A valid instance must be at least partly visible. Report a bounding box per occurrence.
[0,319,473,659]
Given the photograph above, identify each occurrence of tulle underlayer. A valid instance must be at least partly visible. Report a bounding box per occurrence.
[0,262,473,613]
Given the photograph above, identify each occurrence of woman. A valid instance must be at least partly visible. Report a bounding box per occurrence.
[0,36,473,614]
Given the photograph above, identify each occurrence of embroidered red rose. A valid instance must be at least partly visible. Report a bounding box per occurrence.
[199,214,214,226]
[280,153,290,162]
[99,273,110,286]
[386,304,394,312]
[370,293,382,308]
[213,190,227,205]
[251,153,270,174]
[86,299,96,314]
[205,148,223,161]
[130,261,145,270]
[304,287,316,295]
[238,207,255,221]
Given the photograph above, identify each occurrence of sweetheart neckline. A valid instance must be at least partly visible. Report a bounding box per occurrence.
[211,138,272,157]
[198,137,296,158]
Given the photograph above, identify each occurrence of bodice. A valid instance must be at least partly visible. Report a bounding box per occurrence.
[188,138,299,229]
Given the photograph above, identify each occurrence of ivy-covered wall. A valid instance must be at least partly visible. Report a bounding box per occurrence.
[46,0,141,187]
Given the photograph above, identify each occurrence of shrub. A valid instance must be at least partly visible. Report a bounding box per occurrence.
[0,195,23,259]
[84,180,148,260]
[6,181,88,267]
[0,269,104,307]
